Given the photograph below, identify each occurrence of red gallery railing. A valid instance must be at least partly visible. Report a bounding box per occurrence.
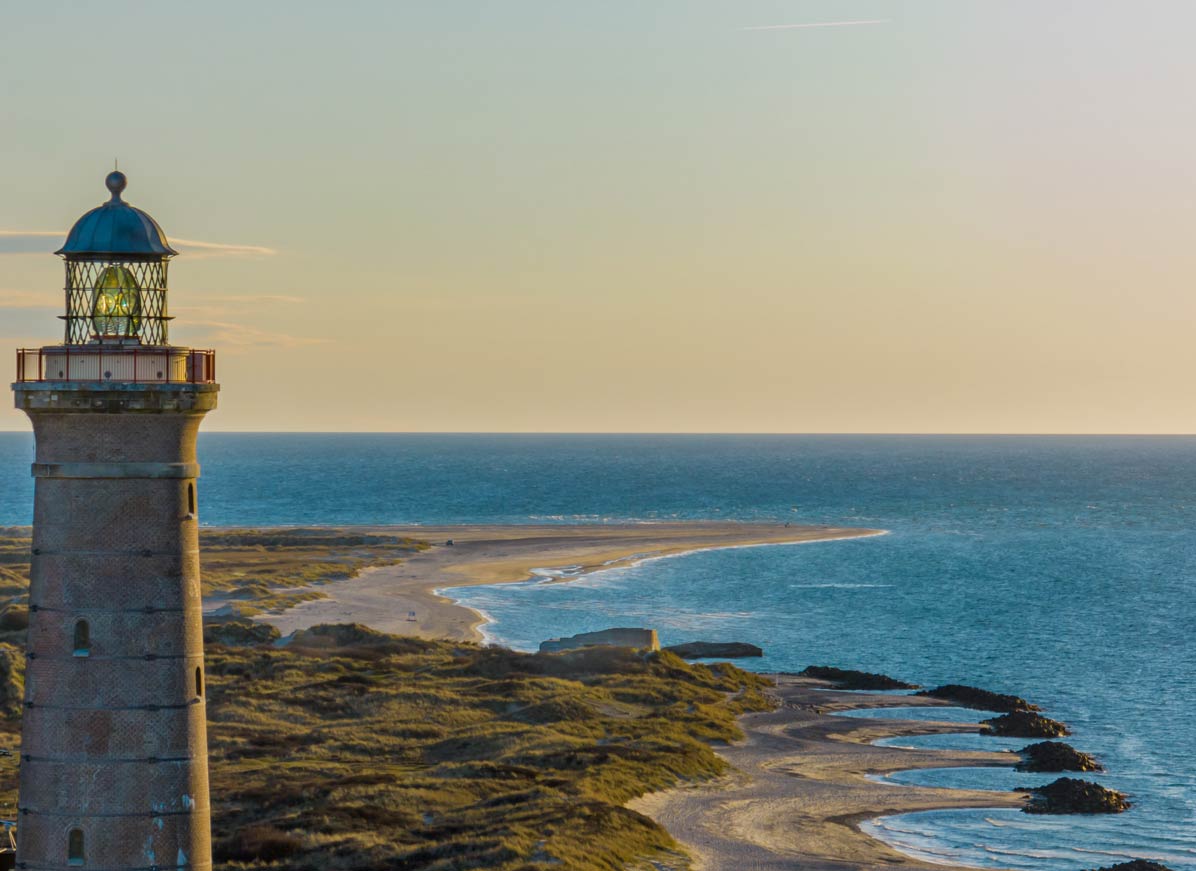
[16,347,217,384]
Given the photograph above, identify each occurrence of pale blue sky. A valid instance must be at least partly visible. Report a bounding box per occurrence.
[4,2,1196,432]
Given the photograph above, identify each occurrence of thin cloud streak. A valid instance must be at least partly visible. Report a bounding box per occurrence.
[179,319,330,350]
[0,230,276,258]
[171,238,278,257]
[742,19,889,31]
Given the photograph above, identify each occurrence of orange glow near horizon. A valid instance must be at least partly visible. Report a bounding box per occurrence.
[3,2,1196,433]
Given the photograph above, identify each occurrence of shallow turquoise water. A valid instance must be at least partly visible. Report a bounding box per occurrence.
[0,433,1192,868]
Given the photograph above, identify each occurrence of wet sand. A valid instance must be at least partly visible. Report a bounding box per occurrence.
[629,676,1024,871]
[254,523,882,642]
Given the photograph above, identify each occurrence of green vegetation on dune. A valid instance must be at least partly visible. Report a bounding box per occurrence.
[200,528,427,616]
[205,627,773,870]
[0,527,427,623]
[0,528,777,868]
[0,621,773,870]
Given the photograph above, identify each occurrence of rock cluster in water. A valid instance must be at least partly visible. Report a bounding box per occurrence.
[1087,862,1174,871]
[981,709,1070,737]
[916,684,1040,713]
[1017,741,1103,772]
[666,642,763,659]
[798,666,919,691]
[1017,777,1130,814]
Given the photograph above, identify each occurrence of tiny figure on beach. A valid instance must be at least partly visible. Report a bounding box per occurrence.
[445,539,455,546]
[407,610,417,622]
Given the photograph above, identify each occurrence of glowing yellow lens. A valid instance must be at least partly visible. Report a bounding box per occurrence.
[91,266,141,337]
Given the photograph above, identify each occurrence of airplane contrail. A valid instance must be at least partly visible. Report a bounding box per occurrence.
[742,19,889,31]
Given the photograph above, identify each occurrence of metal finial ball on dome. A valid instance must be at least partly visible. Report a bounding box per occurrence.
[105,170,128,201]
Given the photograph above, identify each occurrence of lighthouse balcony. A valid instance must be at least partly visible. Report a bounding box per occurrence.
[16,347,216,384]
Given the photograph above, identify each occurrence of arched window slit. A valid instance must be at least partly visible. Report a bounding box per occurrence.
[73,620,90,657]
[68,827,85,865]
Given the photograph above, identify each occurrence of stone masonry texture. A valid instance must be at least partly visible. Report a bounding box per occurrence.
[13,383,217,871]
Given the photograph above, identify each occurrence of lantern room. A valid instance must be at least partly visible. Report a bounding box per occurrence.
[56,170,177,346]
[15,170,215,385]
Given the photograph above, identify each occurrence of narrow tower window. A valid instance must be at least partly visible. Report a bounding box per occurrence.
[187,482,196,516]
[68,828,85,865]
[195,666,203,698]
[72,620,89,657]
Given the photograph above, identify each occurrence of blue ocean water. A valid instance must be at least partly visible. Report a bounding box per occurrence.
[0,432,1192,869]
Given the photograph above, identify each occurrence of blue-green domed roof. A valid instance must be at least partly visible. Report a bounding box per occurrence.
[56,171,177,259]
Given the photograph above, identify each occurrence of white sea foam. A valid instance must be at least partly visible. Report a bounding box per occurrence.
[788,582,893,588]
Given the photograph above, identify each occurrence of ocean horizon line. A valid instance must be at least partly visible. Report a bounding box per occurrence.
[6,430,1196,438]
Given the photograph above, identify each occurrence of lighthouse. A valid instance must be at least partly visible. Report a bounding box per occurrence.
[12,172,217,870]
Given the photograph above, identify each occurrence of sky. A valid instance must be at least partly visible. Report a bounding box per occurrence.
[3,1,1196,433]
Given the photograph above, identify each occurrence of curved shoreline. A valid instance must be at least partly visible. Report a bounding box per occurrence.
[628,677,1024,871]
[251,522,885,641]
[452,529,892,647]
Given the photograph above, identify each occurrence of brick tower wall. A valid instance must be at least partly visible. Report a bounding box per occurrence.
[14,383,218,871]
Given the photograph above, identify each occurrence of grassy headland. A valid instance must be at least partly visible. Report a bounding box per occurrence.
[0,527,776,869]
[0,527,426,631]
[204,630,772,869]
[0,624,772,870]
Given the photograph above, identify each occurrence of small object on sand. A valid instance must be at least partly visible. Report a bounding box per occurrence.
[407,610,417,622]
[445,539,454,546]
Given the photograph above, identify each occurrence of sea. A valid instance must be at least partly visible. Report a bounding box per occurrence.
[0,432,1192,870]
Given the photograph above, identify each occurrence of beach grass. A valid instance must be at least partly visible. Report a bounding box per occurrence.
[0,623,773,869]
[210,633,774,869]
[0,527,427,624]
[0,528,780,868]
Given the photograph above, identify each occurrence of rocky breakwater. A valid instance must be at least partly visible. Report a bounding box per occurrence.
[981,709,1071,737]
[540,627,660,653]
[1018,777,1130,814]
[1016,741,1103,772]
[798,665,919,690]
[916,683,1073,738]
[917,683,1039,713]
[666,641,763,659]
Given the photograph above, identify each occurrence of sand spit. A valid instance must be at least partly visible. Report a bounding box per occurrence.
[628,676,1025,871]
[255,522,882,642]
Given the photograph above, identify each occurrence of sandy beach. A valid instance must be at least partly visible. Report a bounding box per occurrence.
[241,523,1032,870]
[252,522,882,642]
[630,676,1025,871]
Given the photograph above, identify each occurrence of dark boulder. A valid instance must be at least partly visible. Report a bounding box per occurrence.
[1086,862,1174,871]
[1017,777,1129,814]
[917,684,1039,713]
[666,642,763,659]
[981,710,1070,737]
[1017,741,1103,772]
[798,665,918,691]
[204,618,281,647]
